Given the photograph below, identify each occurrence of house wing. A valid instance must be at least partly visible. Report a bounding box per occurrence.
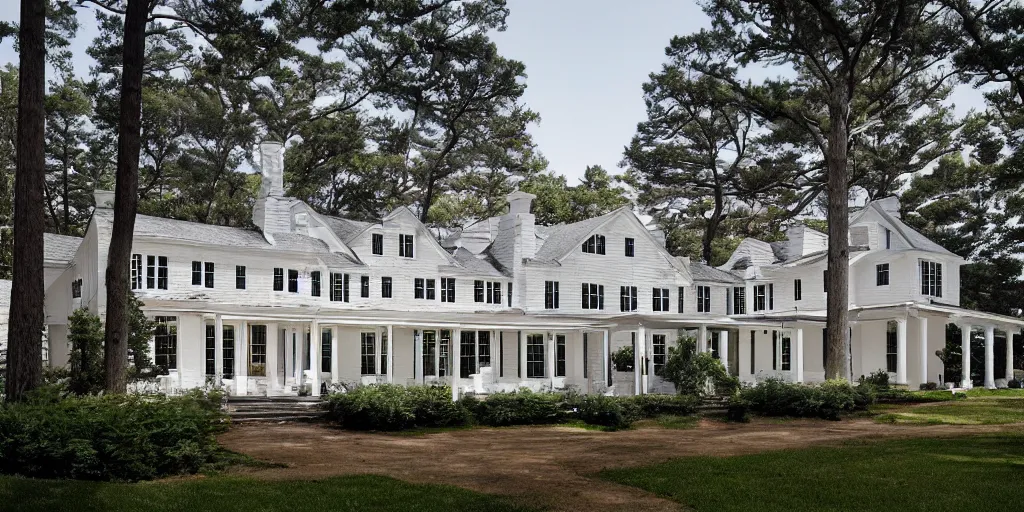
[383,207,461,267]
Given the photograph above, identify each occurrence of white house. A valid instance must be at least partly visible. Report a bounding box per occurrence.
[39,142,1022,397]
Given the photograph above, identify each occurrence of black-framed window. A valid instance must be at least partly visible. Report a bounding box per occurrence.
[236,266,246,289]
[192,261,202,285]
[371,233,383,255]
[311,271,321,297]
[154,316,178,370]
[381,277,393,298]
[204,262,214,288]
[920,260,942,297]
[222,326,234,379]
[474,280,485,302]
[678,287,684,313]
[491,282,502,304]
[478,331,491,367]
[526,334,545,378]
[794,279,802,301]
[414,278,425,299]
[625,237,635,257]
[71,279,82,298]
[330,273,344,301]
[732,286,746,314]
[886,321,898,373]
[620,286,637,312]
[361,275,370,297]
[205,324,216,376]
[653,334,666,376]
[249,325,267,376]
[158,257,168,290]
[697,285,711,313]
[460,331,476,378]
[544,281,559,309]
[422,330,437,377]
[399,233,414,258]
[555,335,566,377]
[131,254,142,290]
[288,269,299,293]
[653,287,669,312]
[321,329,332,373]
[753,284,773,312]
[508,283,512,306]
[147,255,155,289]
[380,331,388,375]
[582,234,606,254]
[781,333,791,371]
[426,278,436,300]
[582,283,604,310]
[273,268,284,291]
[441,278,456,303]
[360,332,376,375]
[876,263,890,286]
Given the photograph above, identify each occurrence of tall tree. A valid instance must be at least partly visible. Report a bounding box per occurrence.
[44,74,95,235]
[675,0,956,380]
[0,66,18,280]
[6,0,46,401]
[520,166,630,226]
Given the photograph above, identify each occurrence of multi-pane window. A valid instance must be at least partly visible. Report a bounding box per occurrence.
[697,286,711,313]
[381,277,393,298]
[441,278,456,303]
[422,330,437,377]
[794,279,802,301]
[478,331,491,367]
[192,261,202,285]
[920,260,942,297]
[886,321,898,373]
[360,332,376,375]
[205,325,216,376]
[154,316,178,370]
[371,233,383,255]
[249,325,267,376]
[330,273,345,301]
[360,275,370,297]
[222,326,234,379]
[399,233,414,258]
[625,237,635,257]
[653,288,669,312]
[732,287,746,314]
[581,283,604,310]
[131,254,142,290]
[652,334,666,376]
[474,280,485,302]
[147,256,156,288]
[273,268,284,291]
[204,262,214,288]
[526,334,545,378]
[555,335,566,377]
[380,331,388,375]
[426,278,436,300]
[311,271,321,297]
[582,234,606,254]
[780,333,791,371]
[236,266,246,289]
[288,269,299,293]
[753,284,773,312]
[490,282,502,304]
[619,286,637,312]
[678,287,685,313]
[71,279,82,299]
[460,331,476,378]
[415,278,426,299]
[544,281,559,309]
[157,257,168,290]
[321,329,332,373]
[876,263,890,286]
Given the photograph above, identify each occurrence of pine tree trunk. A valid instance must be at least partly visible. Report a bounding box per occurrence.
[5,0,47,402]
[104,0,147,393]
[703,188,725,264]
[824,84,851,381]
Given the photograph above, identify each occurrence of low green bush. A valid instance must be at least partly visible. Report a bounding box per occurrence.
[406,385,470,428]
[325,384,418,430]
[630,393,700,417]
[471,389,567,426]
[919,382,939,391]
[574,395,630,429]
[733,379,874,420]
[859,369,891,390]
[0,390,226,481]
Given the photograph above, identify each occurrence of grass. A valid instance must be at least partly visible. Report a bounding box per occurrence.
[875,396,1024,425]
[601,433,1024,512]
[0,474,532,512]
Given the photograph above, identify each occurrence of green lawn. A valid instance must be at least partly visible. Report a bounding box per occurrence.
[600,433,1024,512]
[0,474,532,512]
[875,393,1024,425]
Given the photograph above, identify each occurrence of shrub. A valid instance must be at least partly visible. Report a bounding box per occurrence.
[660,337,739,397]
[919,382,939,391]
[859,370,891,390]
[629,393,700,417]
[324,384,416,430]
[735,378,873,421]
[1008,379,1021,389]
[407,385,469,428]
[575,395,630,429]
[472,389,567,426]
[0,391,226,481]
[611,346,634,372]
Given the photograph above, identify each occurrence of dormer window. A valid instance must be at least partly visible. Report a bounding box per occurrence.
[753,284,773,312]
[399,234,414,258]
[625,238,635,257]
[372,233,383,255]
[920,260,942,297]
[582,234,606,255]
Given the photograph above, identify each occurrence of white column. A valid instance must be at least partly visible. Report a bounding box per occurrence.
[387,324,394,384]
[451,327,462,401]
[984,325,996,389]
[266,322,279,393]
[214,315,224,386]
[896,318,908,385]
[492,329,500,385]
[330,326,340,386]
[795,328,804,383]
[310,319,320,394]
[720,330,730,375]
[637,325,647,395]
[961,324,972,389]
[602,329,610,392]
[698,324,708,354]
[284,327,294,383]
[519,331,527,382]
[918,316,929,387]
[413,330,423,384]
[1006,327,1015,382]
[235,321,248,395]
[548,332,556,389]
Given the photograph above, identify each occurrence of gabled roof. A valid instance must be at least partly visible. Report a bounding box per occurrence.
[690,262,743,284]
[532,209,625,263]
[719,238,776,271]
[451,247,504,277]
[856,199,958,257]
[320,215,374,244]
[44,233,82,265]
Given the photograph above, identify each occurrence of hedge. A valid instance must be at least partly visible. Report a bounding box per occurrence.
[729,379,874,421]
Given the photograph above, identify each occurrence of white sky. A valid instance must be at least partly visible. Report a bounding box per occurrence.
[0,0,988,184]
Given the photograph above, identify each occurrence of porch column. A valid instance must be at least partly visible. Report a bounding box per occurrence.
[896,318,908,385]
[235,321,248,395]
[795,328,804,383]
[548,332,556,390]
[330,326,340,385]
[961,324,972,389]
[387,324,394,384]
[284,328,294,383]
[492,330,500,385]
[1006,327,1016,382]
[602,329,610,391]
[214,315,224,386]
[267,322,279,393]
[414,330,423,384]
[451,327,462,401]
[519,331,527,381]
[698,324,708,354]
[984,325,996,389]
[720,330,730,375]
[309,319,320,394]
[918,316,929,387]
[636,325,646,395]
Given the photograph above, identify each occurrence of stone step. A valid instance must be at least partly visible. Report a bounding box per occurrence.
[230,415,323,423]
[228,409,323,419]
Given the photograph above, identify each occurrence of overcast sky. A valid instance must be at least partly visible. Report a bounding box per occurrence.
[0,0,986,185]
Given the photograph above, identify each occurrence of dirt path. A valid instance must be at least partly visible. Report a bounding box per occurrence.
[218,418,1023,512]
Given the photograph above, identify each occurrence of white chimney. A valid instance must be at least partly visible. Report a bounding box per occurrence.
[507,190,535,215]
[259,141,285,198]
[253,140,292,234]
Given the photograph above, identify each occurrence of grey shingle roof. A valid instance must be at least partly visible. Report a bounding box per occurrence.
[867,201,957,256]
[44,233,82,264]
[321,215,373,244]
[690,262,743,284]
[533,211,616,262]
[451,247,505,277]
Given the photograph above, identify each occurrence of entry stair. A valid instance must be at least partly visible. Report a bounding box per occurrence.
[225,396,324,423]
[697,395,731,415]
